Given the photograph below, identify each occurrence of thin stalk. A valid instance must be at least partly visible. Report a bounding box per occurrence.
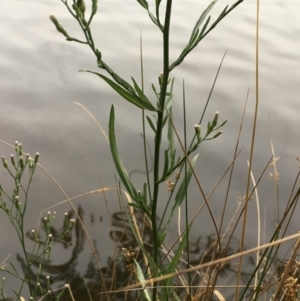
[236,0,260,298]
[182,80,191,299]
[151,1,173,299]
[140,32,152,201]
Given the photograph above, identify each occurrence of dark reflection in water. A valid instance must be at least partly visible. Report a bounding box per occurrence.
[16,205,259,301]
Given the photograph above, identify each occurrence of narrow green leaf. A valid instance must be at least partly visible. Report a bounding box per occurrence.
[109,106,138,200]
[146,116,156,133]
[136,0,159,27]
[98,60,136,94]
[148,12,159,27]
[170,0,244,71]
[131,77,153,106]
[162,149,169,179]
[190,0,215,38]
[167,230,189,274]
[169,0,215,70]
[85,71,157,111]
[169,150,176,173]
[195,16,211,45]
[220,119,228,127]
[133,259,152,301]
[160,229,189,300]
[136,0,148,9]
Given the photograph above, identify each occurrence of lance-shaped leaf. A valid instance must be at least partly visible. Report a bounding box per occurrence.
[169,1,215,71]
[136,0,160,28]
[85,71,157,111]
[160,227,189,300]
[131,78,153,108]
[109,106,138,200]
[170,0,244,71]
[134,259,152,301]
[146,116,156,133]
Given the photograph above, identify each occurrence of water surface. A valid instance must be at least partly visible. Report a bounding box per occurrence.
[1,0,300,296]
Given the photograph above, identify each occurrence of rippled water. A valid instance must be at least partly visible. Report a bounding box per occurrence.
[1,0,300,296]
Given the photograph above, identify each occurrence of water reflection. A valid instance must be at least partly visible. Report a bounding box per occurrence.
[17,205,258,301]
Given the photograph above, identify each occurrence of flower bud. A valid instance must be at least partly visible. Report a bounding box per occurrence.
[77,0,86,15]
[194,124,201,141]
[213,130,223,139]
[212,111,219,127]
[1,200,6,209]
[69,219,75,230]
[49,15,70,39]
[11,155,16,166]
[48,234,52,244]
[64,212,69,229]
[92,0,98,16]
[28,158,34,169]
[2,156,8,169]
[17,143,23,156]
[19,157,24,169]
[34,152,40,164]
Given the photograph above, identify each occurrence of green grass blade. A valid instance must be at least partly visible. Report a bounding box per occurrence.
[109,106,138,200]
[161,228,189,300]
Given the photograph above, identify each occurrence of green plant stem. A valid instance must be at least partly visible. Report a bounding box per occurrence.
[151,1,172,300]
[183,81,191,299]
